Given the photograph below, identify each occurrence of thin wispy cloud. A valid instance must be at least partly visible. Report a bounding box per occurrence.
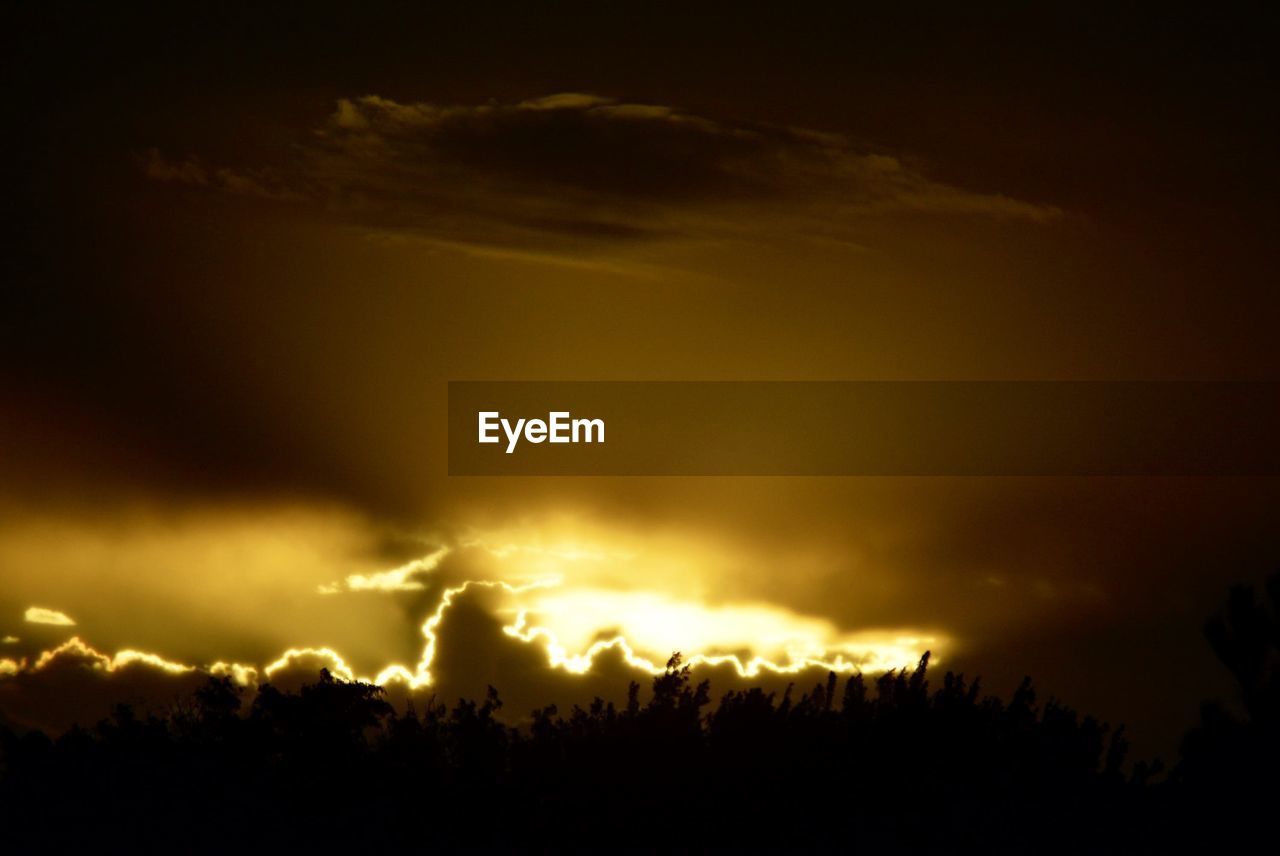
[143,93,1060,261]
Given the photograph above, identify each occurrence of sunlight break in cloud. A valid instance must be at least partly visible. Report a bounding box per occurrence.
[505,587,940,676]
[0,521,943,711]
[24,606,76,626]
[304,529,946,687]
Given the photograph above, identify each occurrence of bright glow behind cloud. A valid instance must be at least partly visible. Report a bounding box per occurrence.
[0,508,945,713]
[509,587,936,674]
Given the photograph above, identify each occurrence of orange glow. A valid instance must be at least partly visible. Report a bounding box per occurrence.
[30,637,193,675]
[2,532,941,692]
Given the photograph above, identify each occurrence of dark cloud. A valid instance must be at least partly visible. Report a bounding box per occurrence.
[144,93,1059,258]
[140,149,300,202]
[0,640,209,733]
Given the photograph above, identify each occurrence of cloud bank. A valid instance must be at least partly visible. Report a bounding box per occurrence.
[0,520,941,732]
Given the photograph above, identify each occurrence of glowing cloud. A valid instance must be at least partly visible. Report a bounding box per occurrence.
[503,587,940,677]
[24,606,76,626]
[303,532,943,688]
[263,647,359,683]
[0,523,945,708]
[296,527,945,688]
[317,547,449,594]
[209,661,260,687]
[29,637,193,675]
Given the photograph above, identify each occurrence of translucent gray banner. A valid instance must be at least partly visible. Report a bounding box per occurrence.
[448,382,1280,476]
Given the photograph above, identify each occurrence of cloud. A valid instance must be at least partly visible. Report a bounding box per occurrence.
[28,636,192,675]
[143,93,1060,260]
[0,600,844,736]
[24,607,75,626]
[141,149,299,201]
[507,587,939,677]
[0,505,414,673]
[317,546,449,594]
[302,532,943,690]
[0,637,208,732]
[0,526,941,732]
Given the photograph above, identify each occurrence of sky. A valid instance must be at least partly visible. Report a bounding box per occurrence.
[3,2,1280,760]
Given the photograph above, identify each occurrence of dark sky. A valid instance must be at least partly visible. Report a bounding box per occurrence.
[3,1,1280,761]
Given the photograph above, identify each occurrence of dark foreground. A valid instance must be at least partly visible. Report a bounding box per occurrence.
[3,578,1280,853]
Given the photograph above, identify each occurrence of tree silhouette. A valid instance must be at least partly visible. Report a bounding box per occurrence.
[1173,573,1280,848]
[1203,573,1280,722]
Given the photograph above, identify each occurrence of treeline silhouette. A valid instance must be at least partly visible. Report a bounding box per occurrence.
[2,576,1279,853]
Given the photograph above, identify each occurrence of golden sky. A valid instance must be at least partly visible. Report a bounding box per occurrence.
[4,3,1280,759]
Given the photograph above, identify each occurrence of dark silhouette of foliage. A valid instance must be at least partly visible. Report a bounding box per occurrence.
[1171,572,1280,848]
[3,583,1280,852]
